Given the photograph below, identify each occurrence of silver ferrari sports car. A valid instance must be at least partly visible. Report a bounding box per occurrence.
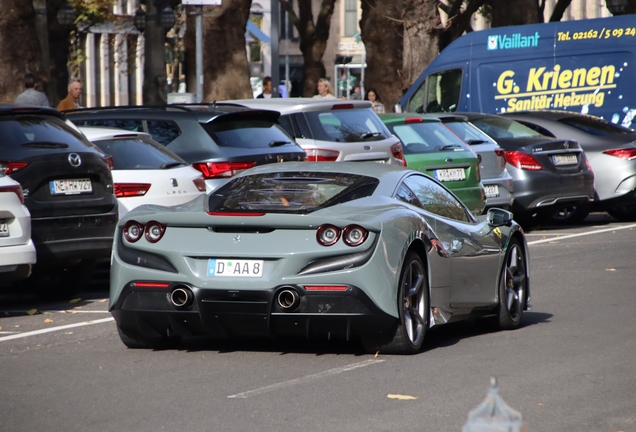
[110,162,530,354]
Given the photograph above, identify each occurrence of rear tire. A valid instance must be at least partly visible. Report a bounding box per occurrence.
[117,325,181,350]
[363,251,428,354]
[607,205,636,222]
[497,239,528,330]
[23,260,96,300]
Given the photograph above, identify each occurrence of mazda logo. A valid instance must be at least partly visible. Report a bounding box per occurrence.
[68,153,82,167]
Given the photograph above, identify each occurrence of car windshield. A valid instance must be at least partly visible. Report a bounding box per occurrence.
[208,172,379,214]
[559,116,635,136]
[470,117,543,139]
[92,137,186,170]
[387,121,468,154]
[201,119,294,149]
[304,107,390,143]
[0,116,94,150]
[443,121,498,145]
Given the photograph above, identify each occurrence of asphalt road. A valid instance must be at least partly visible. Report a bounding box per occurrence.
[1,213,636,432]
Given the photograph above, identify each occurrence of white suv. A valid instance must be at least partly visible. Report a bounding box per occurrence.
[230,99,405,165]
[0,174,36,282]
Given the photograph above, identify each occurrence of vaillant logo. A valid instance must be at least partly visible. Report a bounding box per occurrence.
[487,31,540,50]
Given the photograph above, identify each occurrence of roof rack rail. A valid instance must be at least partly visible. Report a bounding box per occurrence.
[63,104,193,114]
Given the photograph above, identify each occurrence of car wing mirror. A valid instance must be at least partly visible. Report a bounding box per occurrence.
[487,208,514,227]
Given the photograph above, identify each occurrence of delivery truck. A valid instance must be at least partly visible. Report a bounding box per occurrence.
[398,14,636,128]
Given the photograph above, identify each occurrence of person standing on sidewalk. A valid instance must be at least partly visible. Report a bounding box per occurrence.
[14,73,50,107]
[57,78,83,111]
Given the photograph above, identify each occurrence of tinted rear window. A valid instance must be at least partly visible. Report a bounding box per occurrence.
[304,108,390,142]
[92,137,185,170]
[559,116,634,136]
[209,172,379,214]
[0,115,95,150]
[387,122,469,154]
[201,119,295,149]
[444,121,498,145]
[471,117,543,139]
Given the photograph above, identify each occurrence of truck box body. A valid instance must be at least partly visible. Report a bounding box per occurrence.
[399,15,636,128]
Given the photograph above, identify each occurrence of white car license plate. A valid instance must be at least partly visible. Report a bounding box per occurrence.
[0,220,8,237]
[553,154,578,165]
[50,179,92,195]
[484,185,500,198]
[207,259,264,277]
[434,168,466,182]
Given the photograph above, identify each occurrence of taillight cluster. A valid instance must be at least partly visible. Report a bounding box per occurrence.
[316,224,368,247]
[124,220,166,243]
[0,184,25,205]
[102,155,114,170]
[391,142,406,166]
[306,149,339,162]
[114,183,151,198]
[504,151,542,171]
[193,177,206,191]
[192,161,255,179]
[0,161,28,175]
[603,149,636,161]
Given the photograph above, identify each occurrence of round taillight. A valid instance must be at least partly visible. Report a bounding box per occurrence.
[144,221,166,243]
[124,220,144,243]
[317,224,340,246]
[343,225,368,247]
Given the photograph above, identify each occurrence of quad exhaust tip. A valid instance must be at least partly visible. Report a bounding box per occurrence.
[170,286,194,309]
[277,287,300,311]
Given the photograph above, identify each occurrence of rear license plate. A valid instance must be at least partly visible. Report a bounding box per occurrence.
[553,154,578,166]
[207,259,264,277]
[0,220,8,237]
[434,168,466,182]
[50,179,92,195]
[484,185,500,198]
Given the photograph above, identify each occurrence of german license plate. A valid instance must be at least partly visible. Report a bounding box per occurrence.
[484,185,500,198]
[207,259,264,277]
[0,220,8,237]
[434,168,466,182]
[50,179,92,195]
[553,154,578,165]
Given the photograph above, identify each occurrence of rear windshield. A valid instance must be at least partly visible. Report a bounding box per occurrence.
[304,108,390,143]
[559,116,635,136]
[387,122,469,154]
[443,121,498,145]
[470,117,543,139]
[0,115,95,150]
[201,119,295,149]
[209,172,379,214]
[92,136,186,170]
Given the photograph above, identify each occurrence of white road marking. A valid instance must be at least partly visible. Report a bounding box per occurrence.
[0,317,114,342]
[527,223,636,245]
[227,359,385,399]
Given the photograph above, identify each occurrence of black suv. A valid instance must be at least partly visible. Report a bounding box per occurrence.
[0,105,117,296]
[65,104,307,192]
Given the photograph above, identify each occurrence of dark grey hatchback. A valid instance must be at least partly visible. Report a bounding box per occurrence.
[65,104,307,192]
[0,105,117,297]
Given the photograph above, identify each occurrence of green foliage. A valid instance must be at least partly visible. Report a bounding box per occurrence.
[69,0,115,26]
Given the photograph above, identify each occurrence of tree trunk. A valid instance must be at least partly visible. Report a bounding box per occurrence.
[143,1,169,105]
[487,0,542,26]
[281,0,337,97]
[0,0,46,103]
[360,0,404,109]
[185,0,252,101]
